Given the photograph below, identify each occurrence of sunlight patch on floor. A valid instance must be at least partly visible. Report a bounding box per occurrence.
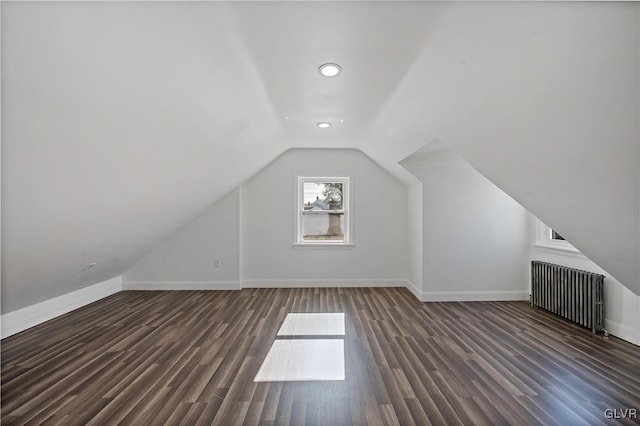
[254,339,345,382]
[254,312,346,382]
[277,313,345,336]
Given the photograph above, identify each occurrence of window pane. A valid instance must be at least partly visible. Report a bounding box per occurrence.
[303,182,343,211]
[302,212,344,241]
[298,177,349,245]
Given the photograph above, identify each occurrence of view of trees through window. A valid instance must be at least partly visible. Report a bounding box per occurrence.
[302,182,345,241]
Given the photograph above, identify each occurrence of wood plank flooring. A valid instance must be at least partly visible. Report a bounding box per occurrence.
[2,287,640,425]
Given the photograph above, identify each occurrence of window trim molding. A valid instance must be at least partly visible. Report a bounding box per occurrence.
[294,176,352,247]
[533,219,584,257]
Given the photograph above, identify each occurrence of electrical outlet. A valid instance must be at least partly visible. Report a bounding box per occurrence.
[214,258,221,268]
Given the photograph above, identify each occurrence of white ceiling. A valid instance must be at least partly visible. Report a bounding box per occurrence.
[2,1,639,311]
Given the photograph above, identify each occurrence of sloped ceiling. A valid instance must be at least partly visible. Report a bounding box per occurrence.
[2,1,639,312]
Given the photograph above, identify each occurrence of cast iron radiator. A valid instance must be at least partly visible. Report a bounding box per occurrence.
[530,260,605,334]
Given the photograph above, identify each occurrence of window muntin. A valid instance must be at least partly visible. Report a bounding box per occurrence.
[296,177,350,245]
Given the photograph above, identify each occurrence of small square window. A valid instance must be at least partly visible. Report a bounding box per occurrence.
[296,177,350,245]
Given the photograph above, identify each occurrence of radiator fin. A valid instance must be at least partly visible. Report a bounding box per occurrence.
[530,261,604,333]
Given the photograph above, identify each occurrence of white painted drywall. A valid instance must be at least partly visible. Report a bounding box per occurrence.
[123,189,240,288]
[401,144,534,301]
[531,243,640,346]
[1,2,284,313]
[241,149,409,284]
[368,2,640,295]
[636,1,640,339]
[406,183,423,298]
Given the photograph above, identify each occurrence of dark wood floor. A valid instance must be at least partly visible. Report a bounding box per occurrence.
[2,287,639,425]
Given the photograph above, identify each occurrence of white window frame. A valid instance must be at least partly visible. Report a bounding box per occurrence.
[294,176,352,247]
[533,218,584,258]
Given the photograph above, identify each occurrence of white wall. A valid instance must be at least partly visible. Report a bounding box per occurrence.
[531,238,640,346]
[123,148,409,289]
[368,2,640,296]
[440,3,640,295]
[637,1,640,340]
[401,144,534,301]
[241,149,409,286]
[123,189,240,289]
[637,3,640,320]
[1,2,285,314]
[406,183,423,298]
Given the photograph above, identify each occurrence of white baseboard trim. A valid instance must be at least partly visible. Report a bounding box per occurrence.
[1,276,122,339]
[419,290,529,302]
[605,319,640,347]
[241,278,406,288]
[405,280,422,301]
[6,278,638,347]
[122,281,242,291]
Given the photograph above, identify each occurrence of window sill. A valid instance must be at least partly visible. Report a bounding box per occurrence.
[532,242,586,259]
[292,243,355,250]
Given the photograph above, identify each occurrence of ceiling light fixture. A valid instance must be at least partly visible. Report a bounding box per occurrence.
[317,122,331,128]
[319,63,341,77]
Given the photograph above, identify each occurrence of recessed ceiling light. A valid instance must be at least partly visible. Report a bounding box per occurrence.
[319,63,341,77]
[317,122,331,128]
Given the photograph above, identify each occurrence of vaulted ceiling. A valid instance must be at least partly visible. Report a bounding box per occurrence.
[2,1,639,311]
